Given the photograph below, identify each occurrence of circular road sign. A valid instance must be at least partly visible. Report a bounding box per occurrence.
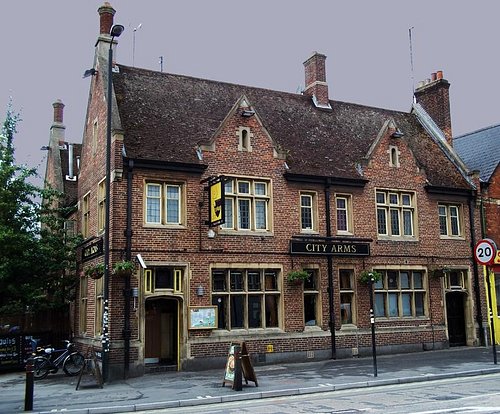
[474,238,498,266]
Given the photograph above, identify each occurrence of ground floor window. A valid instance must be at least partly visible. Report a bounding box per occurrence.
[303,269,320,326]
[373,269,426,318]
[94,277,103,336]
[339,269,355,325]
[144,267,183,294]
[211,268,280,330]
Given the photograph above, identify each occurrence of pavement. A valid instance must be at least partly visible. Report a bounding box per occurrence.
[1,346,500,414]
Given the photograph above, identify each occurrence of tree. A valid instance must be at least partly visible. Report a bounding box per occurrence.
[0,102,79,315]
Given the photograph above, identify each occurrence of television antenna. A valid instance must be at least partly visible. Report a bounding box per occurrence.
[132,23,142,67]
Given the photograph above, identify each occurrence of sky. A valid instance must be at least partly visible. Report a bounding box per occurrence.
[1,1,500,181]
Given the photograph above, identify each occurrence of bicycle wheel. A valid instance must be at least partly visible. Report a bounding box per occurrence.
[63,352,85,376]
[33,357,51,380]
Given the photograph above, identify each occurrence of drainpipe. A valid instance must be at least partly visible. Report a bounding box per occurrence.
[325,179,336,359]
[469,196,485,346]
[123,159,134,378]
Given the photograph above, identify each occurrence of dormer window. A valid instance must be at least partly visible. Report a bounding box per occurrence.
[237,127,253,152]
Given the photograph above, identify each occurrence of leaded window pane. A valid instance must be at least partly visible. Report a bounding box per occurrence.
[255,200,267,229]
[248,295,262,328]
[238,199,250,229]
[402,293,412,316]
[377,208,387,235]
[390,209,400,235]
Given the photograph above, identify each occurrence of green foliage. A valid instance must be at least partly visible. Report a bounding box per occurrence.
[287,269,310,283]
[113,260,135,275]
[85,263,105,279]
[0,101,80,315]
[359,270,383,285]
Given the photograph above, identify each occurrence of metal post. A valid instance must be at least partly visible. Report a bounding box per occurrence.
[24,358,34,411]
[233,345,242,391]
[485,267,497,365]
[102,37,114,384]
[369,273,378,377]
[324,181,336,359]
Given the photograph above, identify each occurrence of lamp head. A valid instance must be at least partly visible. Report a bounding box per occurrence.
[110,24,125,38]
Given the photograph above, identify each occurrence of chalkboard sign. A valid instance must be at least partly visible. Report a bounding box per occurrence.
[222,341,258,388]
[0,336,20,368]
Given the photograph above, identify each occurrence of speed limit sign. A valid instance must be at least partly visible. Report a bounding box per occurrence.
[474,238,498,265]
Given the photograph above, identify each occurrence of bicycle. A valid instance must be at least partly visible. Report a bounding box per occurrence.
[32,340,85,380]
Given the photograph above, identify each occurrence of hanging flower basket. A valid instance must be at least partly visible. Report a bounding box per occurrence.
[112,260,135,277]
[85,263,105,280]
[287,269,310,285]
[359,270,382,285]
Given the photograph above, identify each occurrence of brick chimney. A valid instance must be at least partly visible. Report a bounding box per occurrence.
[98,2,115,36]
[52,99,64,124]
[50,99,66,143]
[414,71,452,145]
[303,52,331,109]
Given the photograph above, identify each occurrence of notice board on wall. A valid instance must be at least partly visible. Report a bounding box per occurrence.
[222,341,258,388]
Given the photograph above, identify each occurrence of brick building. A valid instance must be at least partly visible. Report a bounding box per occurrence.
[61,3,487,378]
[455,124,500,345]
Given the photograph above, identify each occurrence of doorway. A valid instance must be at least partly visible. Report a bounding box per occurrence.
[446,291,466,346]
[145,297,178,366]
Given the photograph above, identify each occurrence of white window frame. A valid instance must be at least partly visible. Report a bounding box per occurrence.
[221,177,271,232]
[376,189,415,238]
[144,182,183,226]
[300,192,316,232]
[438,203,462,238]
[335,194,352,234]
[97,178,106,234]
[82,192,90,238]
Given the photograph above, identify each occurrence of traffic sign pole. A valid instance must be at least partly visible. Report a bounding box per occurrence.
[474,239,498,365]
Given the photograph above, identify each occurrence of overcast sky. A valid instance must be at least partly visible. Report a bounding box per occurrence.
[2,1,499,180]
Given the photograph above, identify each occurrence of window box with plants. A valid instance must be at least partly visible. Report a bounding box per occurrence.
[359,270,382,285]
[85,263,105,280]
[113,260,135,277]
[287,269,310,285]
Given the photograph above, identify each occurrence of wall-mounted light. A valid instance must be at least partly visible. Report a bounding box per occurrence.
[391,129,404,139]
[241,109,255,117]
[131,287,139,309]
[207,229,216,239]
[196,286,204,296]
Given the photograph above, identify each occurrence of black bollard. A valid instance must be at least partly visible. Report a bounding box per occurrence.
[24,358,34,411]
[233,345,242,391]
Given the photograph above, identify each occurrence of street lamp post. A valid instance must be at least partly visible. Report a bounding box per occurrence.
[103,23,124,383]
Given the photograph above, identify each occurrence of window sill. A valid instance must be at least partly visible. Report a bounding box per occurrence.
[219,229,273,237]
[340,324,358,331]
[304,325,322,331]
[439,235,465,241]
[143,223,186,230]
[377,236,418,242]
[300,229,319,235]
[336,231,353,236]
[211,327,283,336]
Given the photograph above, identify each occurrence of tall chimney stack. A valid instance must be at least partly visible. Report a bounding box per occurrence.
[52,99,64,124]
[414,71,452,145]
[303,52,331,110]
[98,2,115,36]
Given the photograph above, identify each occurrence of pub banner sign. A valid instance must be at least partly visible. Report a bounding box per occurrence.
[290,240,370,256]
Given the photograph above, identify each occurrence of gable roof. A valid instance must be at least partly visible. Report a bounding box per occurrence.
[454,124,500,183]
[112,64,472,191]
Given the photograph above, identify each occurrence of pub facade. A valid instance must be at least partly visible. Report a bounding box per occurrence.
[65,3,487,378]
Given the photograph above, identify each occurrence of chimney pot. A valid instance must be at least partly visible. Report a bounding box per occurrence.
[98,2,116,35]
[436,70,443,80]
[52,100,64,124]
[431,72,437,81]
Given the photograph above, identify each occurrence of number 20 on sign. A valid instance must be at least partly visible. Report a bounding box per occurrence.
[474,238,498,266]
